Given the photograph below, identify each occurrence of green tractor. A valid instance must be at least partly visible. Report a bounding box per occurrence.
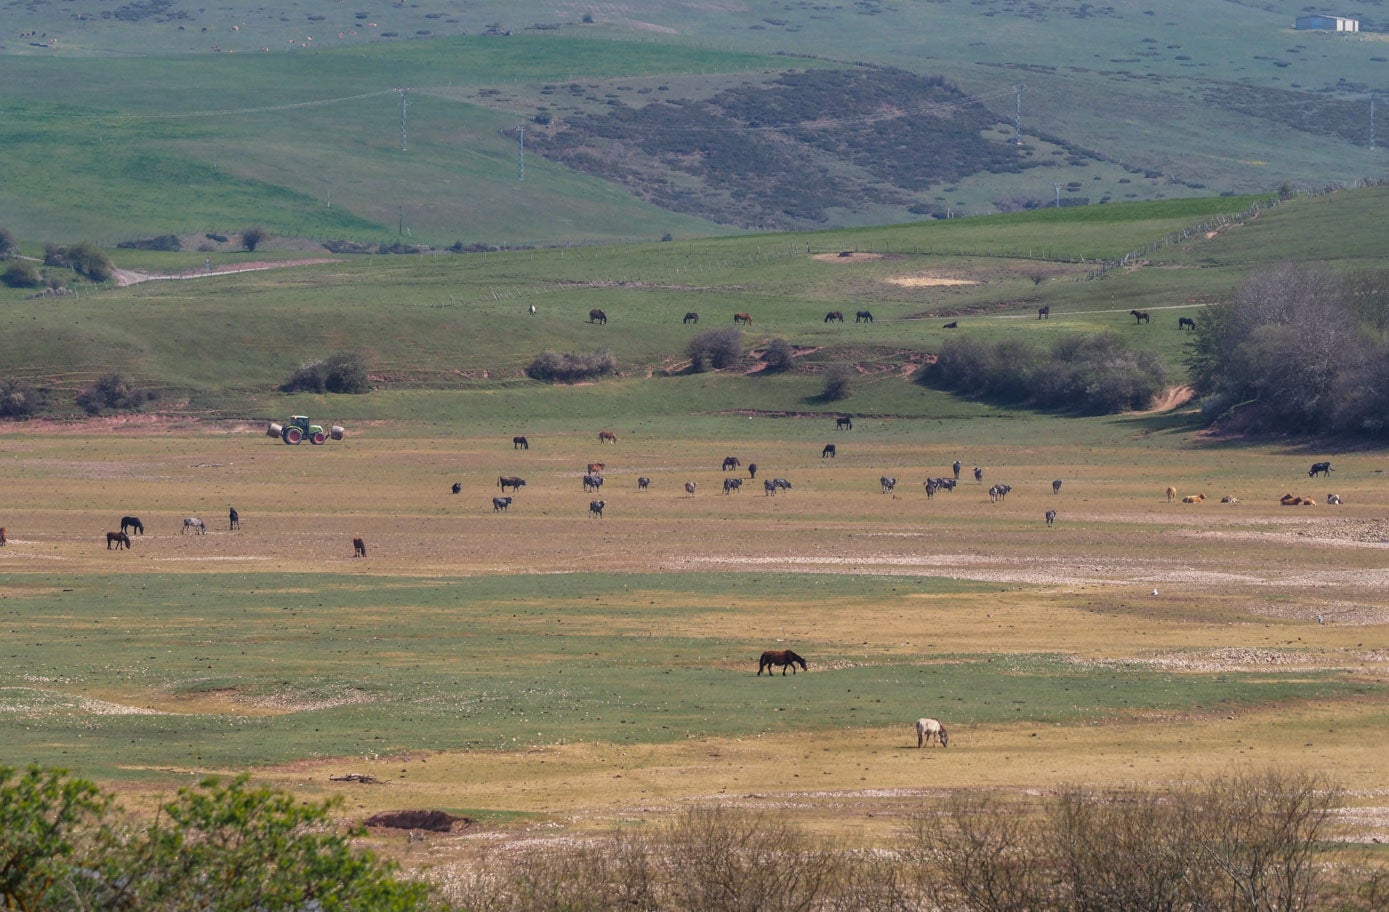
[267,416,344,445]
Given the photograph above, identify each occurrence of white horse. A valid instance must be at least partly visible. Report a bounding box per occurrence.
[182,517,206,534]
[915,717,948,748]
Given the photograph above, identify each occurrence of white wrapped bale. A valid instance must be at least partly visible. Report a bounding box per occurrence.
[330,425,345,440]
[267,422,283,438]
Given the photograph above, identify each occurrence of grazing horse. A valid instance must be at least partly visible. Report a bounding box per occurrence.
[106,531,131,550]
[942,321,958,329]
[952,460,962,480]
[824,310,845,323]
[492,496,513,512]
[758,649,808,676]
[1052,479,1062,495]
[822,444,836,458]
[1178,316,1196,330]
[836,416,853,430]
[451,482,462,494]
[722,456,741,471]
[1130,309,1150,324]
[353,537,367,557]
[513,435,529,450]
[120,516,144,535]
[1045,509,1057,526]
[683,312,699,324]
[598,431,617,444]
[880,476,897,494]
[229,507,240,530]
[182,517,206,535]
[915,717,948,748]
[498,476,526,492]
[747,463,758,479]
[684,481,698,496]
[1308,461,1333,477]
[637,476,651,491]
[723,477,742,494]
[855,310,874,323]
[588,499,605,518]
[588,308,607,324]
[1038,305,1050,320]
[733,312,753,326]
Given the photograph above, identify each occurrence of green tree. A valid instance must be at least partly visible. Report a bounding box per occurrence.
[819,363,854,401]
[0,765,114,911]
[686,328,742,372]
[241,226,269,252]
[760,337,794,373]
[2,260,42,288]
[0,226,17,258]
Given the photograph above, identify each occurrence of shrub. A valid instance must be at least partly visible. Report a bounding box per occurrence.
[819,363,854,401]
[117,234,181,252]
[525,350,618,383]
[75,372,158,414]
[42,242,114,281]
[0,227,16,258]
[0,379,46,418]
[240,226,269,252]
[1,260,41,288]
[280,351,371,394]
[761,337,794,373]
[686,328,742,372]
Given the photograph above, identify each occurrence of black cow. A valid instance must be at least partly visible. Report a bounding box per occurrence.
[1309,461,1333,478]
[492,496,513,512]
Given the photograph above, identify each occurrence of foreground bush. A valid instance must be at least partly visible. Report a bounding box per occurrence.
[526,349,617,383]
[280,351,371,394]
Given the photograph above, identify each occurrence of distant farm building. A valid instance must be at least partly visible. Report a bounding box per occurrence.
[1294,14,1360,31]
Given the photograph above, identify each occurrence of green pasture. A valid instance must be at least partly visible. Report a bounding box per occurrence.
[0,571,1365,783]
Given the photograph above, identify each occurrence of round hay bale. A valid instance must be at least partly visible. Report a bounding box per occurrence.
[266,422,283,438]
[330,425,345,440]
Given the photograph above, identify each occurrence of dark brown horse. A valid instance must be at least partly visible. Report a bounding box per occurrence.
[733,312,753,326]
[1130,309,1150,324]
[758,649,807,676]
[106,531,131,550]
[598,430,617,444]
[1038,305,1050,320]
[513,435,529,449]
[824,310,844,323]
[588,308,607,324]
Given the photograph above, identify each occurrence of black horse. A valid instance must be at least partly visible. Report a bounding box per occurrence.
[1130,309,1150,324]
[758,649,808,676]
[1178,316,1196,330]
[229,506,240,530]
[120,516,144,535]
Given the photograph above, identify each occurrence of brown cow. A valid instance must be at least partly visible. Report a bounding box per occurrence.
[1181,493,1206,504]
[587,462,605,474]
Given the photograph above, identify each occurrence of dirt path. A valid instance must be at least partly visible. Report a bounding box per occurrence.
[111,258,340,287]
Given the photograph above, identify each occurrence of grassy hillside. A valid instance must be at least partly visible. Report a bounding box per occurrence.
[0,1,1384,244]
[3,186,1383,425]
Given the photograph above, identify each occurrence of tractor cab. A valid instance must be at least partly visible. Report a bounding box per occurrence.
[282,415,327,445]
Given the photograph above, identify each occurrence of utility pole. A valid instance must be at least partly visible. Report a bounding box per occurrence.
[1052,182,1061,207]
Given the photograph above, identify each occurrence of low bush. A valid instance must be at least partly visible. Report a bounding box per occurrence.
[0,378,46,418]
[760,337,795,373]
[43,242,114,282]
[1,260,41,288]
[686,328,742,372]
[818,363,854,401]
[117,235,181,251]
[280,352,371,394]
[75,372,158,414]
[240,227,268,252]
[526,349,618,383]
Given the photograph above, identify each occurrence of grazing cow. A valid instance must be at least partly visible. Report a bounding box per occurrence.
[988,484,1011,503]
[353,537,367,557]
[733,312,753,326]
[598,431,617,444]
[1220,495,1241,504]
[1182,493,1206,503]
[722,456,741,471]
[182,517,206,534]
[588,308,607,324]
[513,435,529,450]
[855,310,873,323]
[836,416,853,430]
[943,321,958,329]
[915,717,948,748]
[880,476,897,494]
[106,531,131,550]
[229,506,240,530]
[1308,461,1333,477]
[684,481,698,496]
[747,462,758,479]
[973,466,984,484]
[498,476,526,492]
[588,499,605,518]
[822,444,836,458]
[1052,479,1062,495]
[1327,493,1342,505]
[587,463,606,474]
[1166,486,1178,503]
[1178,316,1196,330]
[925,478,940,499]
[683,312,699,324]
[120,516,144,535]
[637,476,651,491]
[723,477,742,494]
[1130,309,1150,324]
[451,482,462,494]
[952,460,962,480]
[1038,305,1050,320]
[583,474,605,493]
[758,649,807,676]
[824,310,845,323]
[492,496,513,512]
[1045,509,1057,526]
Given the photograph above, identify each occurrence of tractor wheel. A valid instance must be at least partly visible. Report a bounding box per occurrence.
[283,426,303,444]
[311,432,327,445]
